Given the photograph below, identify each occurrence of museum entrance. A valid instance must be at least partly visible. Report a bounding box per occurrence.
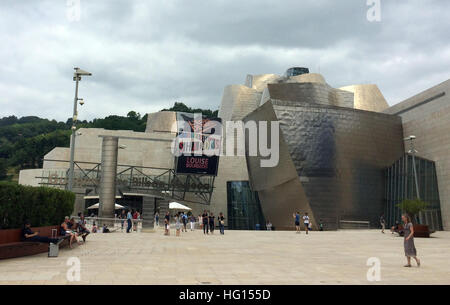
[227,181,266,230]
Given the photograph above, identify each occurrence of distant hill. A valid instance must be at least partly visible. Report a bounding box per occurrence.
[0,102,218,182]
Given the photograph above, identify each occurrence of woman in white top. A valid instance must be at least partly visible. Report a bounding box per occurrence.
[303,212,310,235]
[198,215,203,230]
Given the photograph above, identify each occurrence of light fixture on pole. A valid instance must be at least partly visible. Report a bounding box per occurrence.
[404,135,420,200]
[68,67,92,191]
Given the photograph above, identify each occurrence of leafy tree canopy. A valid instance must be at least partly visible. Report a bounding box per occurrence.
[0,102,218,180]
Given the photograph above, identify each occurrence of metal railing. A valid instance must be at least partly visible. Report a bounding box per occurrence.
[73,216,143,233]
[38,160,216,205]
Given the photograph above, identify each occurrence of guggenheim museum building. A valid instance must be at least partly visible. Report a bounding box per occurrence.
[19,67,450,232]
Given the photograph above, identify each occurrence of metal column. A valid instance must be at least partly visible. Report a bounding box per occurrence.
[99,136,119,221]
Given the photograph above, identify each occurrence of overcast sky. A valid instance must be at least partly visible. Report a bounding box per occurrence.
[0,0,449,121]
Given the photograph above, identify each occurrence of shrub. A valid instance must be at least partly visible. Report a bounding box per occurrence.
[0,182,74,229]
[396,198,429,223]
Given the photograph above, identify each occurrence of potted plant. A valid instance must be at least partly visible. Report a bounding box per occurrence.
[396,199,431,237]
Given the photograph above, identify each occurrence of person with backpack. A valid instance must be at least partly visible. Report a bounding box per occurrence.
[182,212,188,232]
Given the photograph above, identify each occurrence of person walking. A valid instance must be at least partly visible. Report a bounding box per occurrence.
[303,212,310,235]
[175,213,181,237]
[402,214,421,267]
[132,209,138,231]
[182,212,188,232]
[293,212,301,233]
[198,214,203,230]
[164,211,170,236]
[126,209,133,233]
[202,210,209,235]
[155,211,159,228]
[209,212,215,235]
[380,214,386,234]
[136,210,141,232]
[120,209,126,232]
[218,212,225,235]
[190,215,196,231]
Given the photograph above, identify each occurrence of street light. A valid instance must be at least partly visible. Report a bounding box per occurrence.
[404,135,420,200]
[68,67,92,191]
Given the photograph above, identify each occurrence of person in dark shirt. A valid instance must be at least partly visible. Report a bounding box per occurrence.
[77,213,90,242]
[202,210,209,235]
[22,221,59,244]
[209,212,215,235]
[218,212,225,235]
[181,212,188,232]
[164,212,170,236]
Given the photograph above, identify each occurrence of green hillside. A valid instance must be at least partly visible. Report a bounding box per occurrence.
[0,102,218,182]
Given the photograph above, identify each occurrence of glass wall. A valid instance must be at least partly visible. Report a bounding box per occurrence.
[227,181,266,230]
[285,67,309,77]
[385,154,443,231]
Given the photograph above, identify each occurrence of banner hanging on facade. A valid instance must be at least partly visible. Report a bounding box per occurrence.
[173,112,222,176]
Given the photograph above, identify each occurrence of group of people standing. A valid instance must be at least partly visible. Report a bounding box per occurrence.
[158,210,225,236]
[200,210,225,235]
[293,212,310,234]
[118,209,141,233]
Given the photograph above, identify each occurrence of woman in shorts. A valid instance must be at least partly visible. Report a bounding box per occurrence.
[175,214,181,237]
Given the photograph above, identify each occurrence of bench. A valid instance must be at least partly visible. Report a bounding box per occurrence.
[0,225,71,259]
[396,224,433,238]
[0,241,49,259]
[339,220,370,229]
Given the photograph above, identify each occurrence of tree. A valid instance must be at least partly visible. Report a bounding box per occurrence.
[162,102,219,118]
[396,199,429,223]
[127,111,140,120]
[0,158,7,180]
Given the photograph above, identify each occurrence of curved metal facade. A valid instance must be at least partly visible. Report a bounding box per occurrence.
[244,99,404,230]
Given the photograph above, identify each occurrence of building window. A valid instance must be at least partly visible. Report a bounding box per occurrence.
[385,154,443,231]
[227,181,266,230]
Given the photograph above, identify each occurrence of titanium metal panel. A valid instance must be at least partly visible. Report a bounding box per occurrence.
[272,99,404,229]
[244,98,404,230]
[243,101,316,230]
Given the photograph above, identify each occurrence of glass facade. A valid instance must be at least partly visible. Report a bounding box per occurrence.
[285,67,310,77]
[227,181,266,230]
[385,154,443,231]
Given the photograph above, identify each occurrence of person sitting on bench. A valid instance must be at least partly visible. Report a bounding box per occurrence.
[390,221,405,236]
[60,216,80,248]
[77,213,90,242]
[22,221,59,244]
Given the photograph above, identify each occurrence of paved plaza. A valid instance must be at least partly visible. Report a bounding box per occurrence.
[1,229,449,285]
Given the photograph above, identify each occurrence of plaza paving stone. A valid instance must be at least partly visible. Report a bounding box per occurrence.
[0,229,449,285]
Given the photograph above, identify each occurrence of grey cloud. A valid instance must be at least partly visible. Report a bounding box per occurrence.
[0,0,449,121]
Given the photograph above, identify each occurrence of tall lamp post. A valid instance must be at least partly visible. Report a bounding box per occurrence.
[68,67,92,191]
[404,135,420,200]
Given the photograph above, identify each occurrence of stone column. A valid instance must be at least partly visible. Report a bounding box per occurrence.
[99,136,118,223]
